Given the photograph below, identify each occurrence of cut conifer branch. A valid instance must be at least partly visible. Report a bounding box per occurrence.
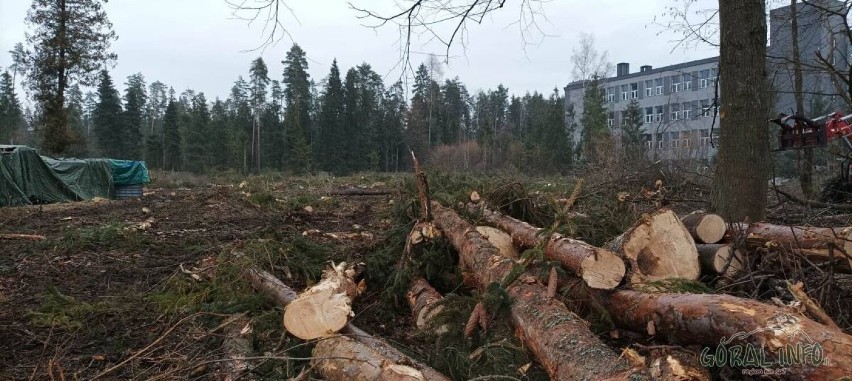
[740,222,852,271]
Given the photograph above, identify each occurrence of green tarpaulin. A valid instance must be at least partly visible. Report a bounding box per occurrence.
[0,145,149,206]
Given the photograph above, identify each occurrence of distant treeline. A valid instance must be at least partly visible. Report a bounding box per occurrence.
[1,43,577,175]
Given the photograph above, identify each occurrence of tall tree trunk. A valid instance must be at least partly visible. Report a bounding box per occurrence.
[711,0,770,221]
[791,0,815,199]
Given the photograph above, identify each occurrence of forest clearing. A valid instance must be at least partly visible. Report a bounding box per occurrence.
[1,164,850,380]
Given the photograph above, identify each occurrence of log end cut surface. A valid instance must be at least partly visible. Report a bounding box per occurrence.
[579,247,626,290]
[692,214,726,244]
[475,226,519,259]
[622,209,700,282]
[283,288,352,340]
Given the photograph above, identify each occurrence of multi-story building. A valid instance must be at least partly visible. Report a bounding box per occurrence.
[564,0,849,161]
[564,58,720,161]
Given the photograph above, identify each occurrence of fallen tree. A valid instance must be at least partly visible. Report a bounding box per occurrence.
[473,205,625,289]
[407,277,445,332]
[283,262,363,340]
[432,202,646,380]
[312,336,425,381]
[681,213,726,244]
[606,208,700,284]
[598,290,852,380]
[740,222,852,271]
[243,268,451,381]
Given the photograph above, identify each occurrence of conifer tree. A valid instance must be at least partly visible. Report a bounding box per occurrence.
[123,73,147,159]
[282,44,313,173]
[0,71,24,144]
[93,70,124,158]
[184,93,210,173]
[622,99,646,161]
[580,76,609,162]
[249,57,269,171]
[162,98,181,171]
[316,59,344,173]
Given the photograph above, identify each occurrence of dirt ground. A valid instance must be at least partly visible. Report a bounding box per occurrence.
[0,173,412,380]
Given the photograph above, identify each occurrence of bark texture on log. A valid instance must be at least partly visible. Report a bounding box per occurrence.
[696,244,744,276]
[607,209,700,284]
[600,290,852,380]
[743,222,852,271]
[283,262,362,340]
[244,268,450,381]
[476,206,624,289]
[407,277,445,331]
[681,213,726,244]
[312,335,425,381]
[432,202,646,380]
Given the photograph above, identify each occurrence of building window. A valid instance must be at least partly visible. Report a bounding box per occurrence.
[671,103,680,120]
[630,83,639,99]
[644,134,652,150]
[683,73,693,90]
[683,137,692,147]
[645,107,654,124]
[699,129,711,146]
[645,80,654,97]
[700,99,711,117]
[655,106,664,122]
[621,111,629,126]
[670,131,681,148]
[682,102,691,119]
[607,111,615,128]
[607,89,615,103]
[655,78,664,95]
[656,132,665,149]
[621,84,629,101]
[671,75,682,93]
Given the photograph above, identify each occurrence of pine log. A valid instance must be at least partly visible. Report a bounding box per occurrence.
[599,290,852,380]
[312,335,426,381]
[742,222,852,271]
[681,213,726,244]
[407,277,446,332]
[283,262,363,340]
[606,209,700,284]
[432,202,646,380]
[0,233,46,240]
[475,206,625,289]
[244,268,450,381]
[696,244,744,276]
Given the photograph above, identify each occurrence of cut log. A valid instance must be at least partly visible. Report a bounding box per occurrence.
[432,202,647,380]
[681,213,726,244]
[599,290,852,380]
[243,268,450,381]
[474,226,518,259]
[742,222,852,271]
[312,335,425,381]
[475,205,625,290]
[606,208,700,284]
[0,233,46,240]
[696,244,744,276]
[407,277,446,332]
[283,262,362,340]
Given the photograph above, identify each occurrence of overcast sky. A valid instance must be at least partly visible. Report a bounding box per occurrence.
[0,0,721,100]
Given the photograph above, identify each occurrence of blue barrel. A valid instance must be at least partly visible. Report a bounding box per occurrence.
[115,184,143,200]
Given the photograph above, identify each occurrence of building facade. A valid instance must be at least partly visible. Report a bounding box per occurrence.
[564,58,720,161]
[565,0,849,161]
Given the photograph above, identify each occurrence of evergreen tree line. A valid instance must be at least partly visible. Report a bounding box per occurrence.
[3,43,578,175]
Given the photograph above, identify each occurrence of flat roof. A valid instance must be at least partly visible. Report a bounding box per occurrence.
[565,56,719,90]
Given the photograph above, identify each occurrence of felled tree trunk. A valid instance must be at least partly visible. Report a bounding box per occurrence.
[432,202,646,380]
[681,213,726,244]
[475,206,625,289]
[743,222,852,271]
[312,336,425,381]
[283,262,363,340]
[696,244,744,276]
[599,290,852,380]
[243,268,450,381]
[407,277,445,332]
[606,209,700,284]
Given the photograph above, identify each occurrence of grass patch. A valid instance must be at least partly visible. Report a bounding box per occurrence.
[28,287,102,330]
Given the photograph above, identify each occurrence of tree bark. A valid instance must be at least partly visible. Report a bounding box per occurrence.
[712,0,770,221]
[790,0,816,199]
[680,213,726,244]
[407,277,445,332]
[312,335,426,381]
[606,209,700,284]
[283,262,363,340]
[475,205,625,289]
[742,222,852,271]
[243,268,449,381]
[696,244,744,276]
[599,290,852,380]
[431,202,646,380]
